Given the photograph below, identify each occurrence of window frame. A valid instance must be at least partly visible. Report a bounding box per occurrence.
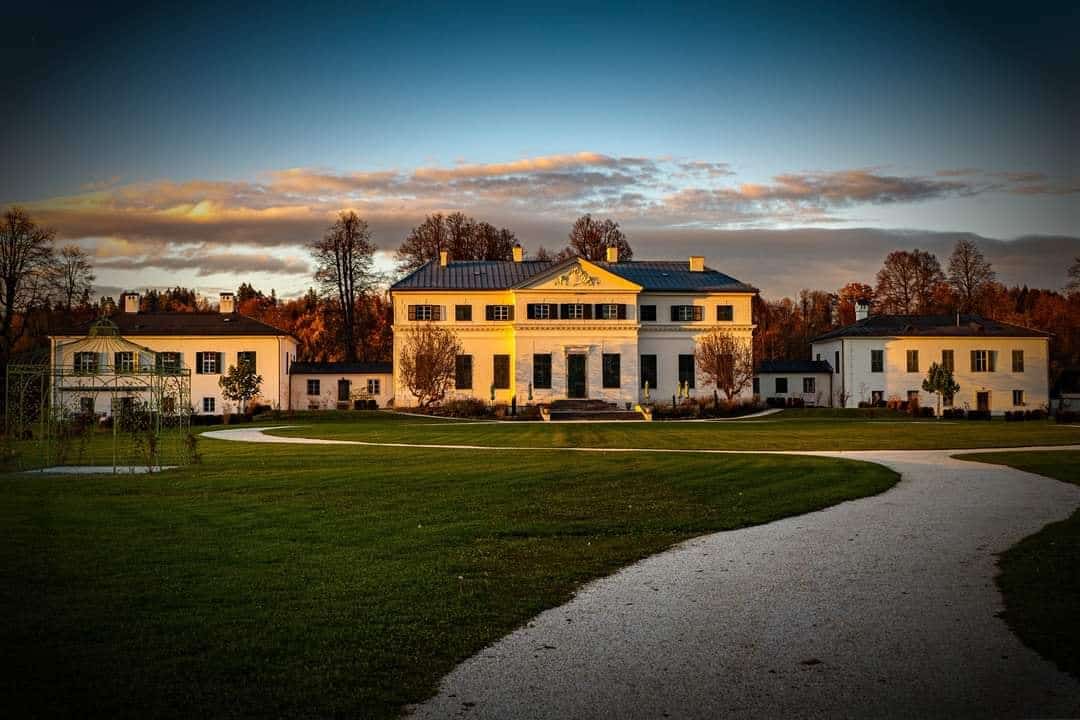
[906,349,919,373]
[678,354,696,388]
[803,377,815,394]
[602,353,621,388]
[367,379,380,395]
[487,304,512,321]
[455,354,473,390]
[114,351,135,373]
[941,349,954,373]
[455,304,472,322]
[870,349,884,373]
[533,354,552,389]
[671,305,703,322]
[716,304,734,321]
[1011,349,1024,373]
[598,303,620,320]
[74,351,98,374]
[775,377,788,394]
[640,354,657,389]
[306,378,321,396]
[493,354,511,389]
[640,305,657,322]
[237,351,256,369]
[202,397,216,413]
[1012,389,1024,406]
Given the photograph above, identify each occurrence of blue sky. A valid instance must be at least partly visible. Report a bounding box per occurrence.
[4,1,1078,297]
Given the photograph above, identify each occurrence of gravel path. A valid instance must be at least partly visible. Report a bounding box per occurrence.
[202,428,1080,718]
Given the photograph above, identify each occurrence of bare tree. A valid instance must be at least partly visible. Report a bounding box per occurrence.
[695,328,754,401]
[947,238,995,313]
[534,245,576,262]
[567,214,633,261]
[874,249,944,314]
[0,207,56,362]
[55,244,96,311]
[396,213,518,271]
[1067,256,1080,295]
[311,211,377,363]
[398,323,462,407]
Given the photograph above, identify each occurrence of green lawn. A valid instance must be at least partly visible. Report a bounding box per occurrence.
[959,450,1080,681]
[0,423,898,718]
[265,409,1080,451]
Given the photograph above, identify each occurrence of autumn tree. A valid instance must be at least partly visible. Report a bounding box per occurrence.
[567,214,633,261]
[695,328,755,401]
[0,208,56,363]
[55,245,96,311]
[311,211,378,362]
[219,359,263,414]
[922,362,959,418]
[396,212,518,271]
[874,249,945,314]
[398,323,462,407]
[947,237,996,313]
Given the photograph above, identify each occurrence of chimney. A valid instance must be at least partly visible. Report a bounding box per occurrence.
[219,292,236,314]
[855,300,870,321]
[121,292,140,314]
[689,255,705,272]
[512,245,524,263]
[439,250,449,267]
[606,246,619,263]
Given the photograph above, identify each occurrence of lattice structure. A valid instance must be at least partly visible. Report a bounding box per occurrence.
[4,319,193,472]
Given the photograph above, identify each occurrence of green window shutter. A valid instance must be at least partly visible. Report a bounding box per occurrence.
[407,305,417,321]
[218,353,225,373]
[617,304,627,320]
[582,304,593,319]
[670,306,679,321]
[693,306,704,321]
[970,350,978,371]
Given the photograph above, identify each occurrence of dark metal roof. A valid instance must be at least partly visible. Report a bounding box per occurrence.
[390,258,757,293]
[290,361,393,375]
[756,359,834,374]
[811,314,1049,342]
[55,312,292,337]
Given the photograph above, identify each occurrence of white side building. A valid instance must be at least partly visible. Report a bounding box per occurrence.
[50,292,299,415]
[810,306,1050,414]
[754,359,834,406]
[288,361,394,410]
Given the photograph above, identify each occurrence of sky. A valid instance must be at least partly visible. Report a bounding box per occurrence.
[4,0,1078,299]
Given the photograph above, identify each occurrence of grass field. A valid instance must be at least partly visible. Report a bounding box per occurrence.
[264,409,1080,451]
[960,450,1080,681]
[0,420,898,718]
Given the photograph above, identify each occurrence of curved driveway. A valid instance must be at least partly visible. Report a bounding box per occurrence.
[204,427,1080,718]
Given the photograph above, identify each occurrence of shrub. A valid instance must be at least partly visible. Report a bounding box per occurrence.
[966,410,992,421]
[432,398,492,418]
[919,406,935,418]
[1056,410,1078,424]
[857,401,870,408]
[941,408,965,419]
[1025,409,1046,421]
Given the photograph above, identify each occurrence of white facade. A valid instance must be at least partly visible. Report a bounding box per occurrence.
[811,332,1050,414]
[289,369,394,410]
[756,372,834,406]
[51,294,298,415]
[390,256,757,408]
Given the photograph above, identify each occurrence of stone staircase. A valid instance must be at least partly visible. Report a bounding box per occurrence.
[543,399,646,421]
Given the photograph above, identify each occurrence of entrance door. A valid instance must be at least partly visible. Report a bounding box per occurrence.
[338,379,351,402]
[976,391,990,412]
[567,354,587,398]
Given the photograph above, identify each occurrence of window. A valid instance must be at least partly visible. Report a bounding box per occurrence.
[306,379,320,396]
[908,390,919,403]
[156,352,181,374]
[367,379,380,395]
[196,352,223,375]
[752,377,760,395]
[640,354,657,389]
[671,305,703,322]
[237,351,256,368]
[834,351,840,374]
[775,377,788,394]
[1012,350,1024,372]
[74,352,98,374]
[493,355,510,389]
[871,349,884,373]
[455,355,473,389]
[407,304,441,321]
[485,305,513,321]
[602,353,621,388]
[906,350,919,373]
[455,304,472,321]
[532,354,551,389]
[803,377,815,394]
[716,305,734,321]
[971,349,997,372]
[560,303,590,320]
[1013,389,1024,406]
[678,354,695,388]
[871,390,884,405]
[527,303,553,320]
[202,397,216,413]
[79,397,95,415]
[114,351,135,373]
[597,303,625,320]
[941,349,954,373]
[640,305,657,322]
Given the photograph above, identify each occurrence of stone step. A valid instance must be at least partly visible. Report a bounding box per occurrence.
[547,410,644,421]
[549,399,620,411]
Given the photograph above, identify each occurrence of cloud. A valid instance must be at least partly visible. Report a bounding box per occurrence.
[96,251,311,277]
[410,152,622,181]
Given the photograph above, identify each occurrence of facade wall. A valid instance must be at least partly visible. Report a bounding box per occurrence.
[756,372,833,406]
[52,333,297,414]
[813,336,1049,413]
[390,265,756,407]
[289,372,394,409]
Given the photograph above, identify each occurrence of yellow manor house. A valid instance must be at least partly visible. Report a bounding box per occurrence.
[388,248,758,408]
